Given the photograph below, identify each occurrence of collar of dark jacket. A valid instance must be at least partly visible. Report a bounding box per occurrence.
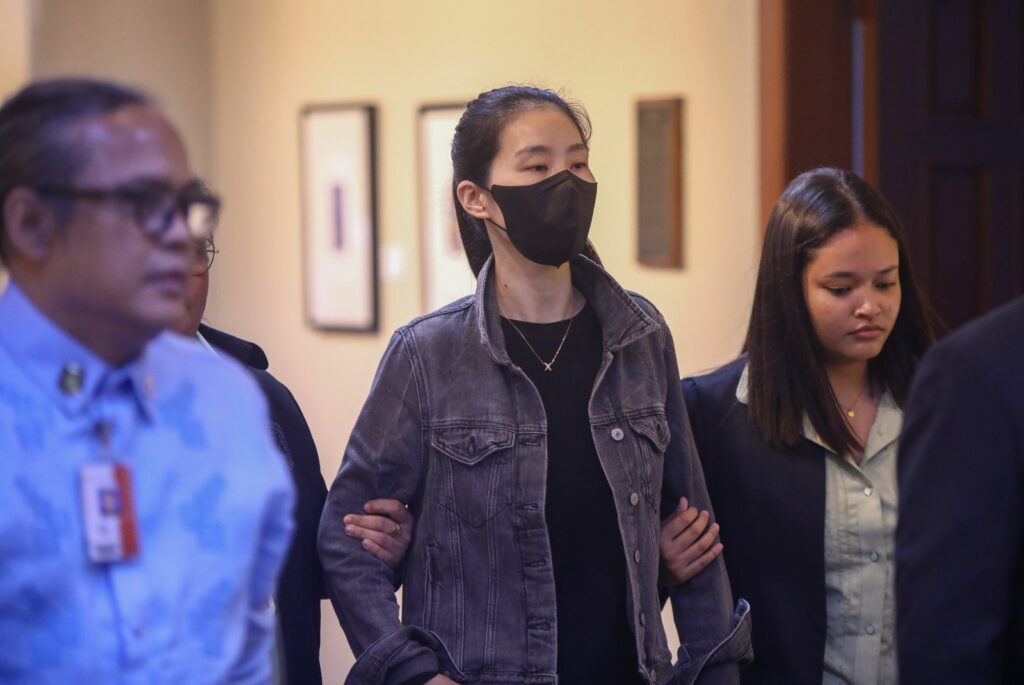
[474,253,661,367]
[198,324,270,371]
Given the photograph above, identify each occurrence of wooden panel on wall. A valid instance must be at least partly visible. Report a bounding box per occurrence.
[637,98,684,269]
[759,0,853,229]
[759,0,787,228]
[784,1,852,175]
[879,0,1024,332]
[927,167,986,328]
[928,0,985,118]
[761,0,1024,332]
[1006,172,1024,302]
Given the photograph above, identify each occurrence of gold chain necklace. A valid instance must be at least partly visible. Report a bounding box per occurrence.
[843,384,868,419]
[505,313,576,372]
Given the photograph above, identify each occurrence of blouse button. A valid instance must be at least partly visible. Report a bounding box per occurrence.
[633,550,641,564]
[611,427,625,441]
[630,492,639,506]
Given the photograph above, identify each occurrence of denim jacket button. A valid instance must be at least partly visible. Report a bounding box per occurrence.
[629,492,639,506]
[611,427,625,441]
[633,549,641,564]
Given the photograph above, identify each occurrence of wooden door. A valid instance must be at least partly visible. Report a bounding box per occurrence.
[878,0,1024,331]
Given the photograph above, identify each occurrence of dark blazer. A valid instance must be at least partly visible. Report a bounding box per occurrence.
[200,324,329,685]
[896,296,1024,684]
[683,357,827,685]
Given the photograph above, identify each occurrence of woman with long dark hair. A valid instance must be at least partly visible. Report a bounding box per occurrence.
[683,168,934,684]
[319,85,750,685]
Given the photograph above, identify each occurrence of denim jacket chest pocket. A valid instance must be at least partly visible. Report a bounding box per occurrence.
[615,411,671,513]
[430,423,517,528]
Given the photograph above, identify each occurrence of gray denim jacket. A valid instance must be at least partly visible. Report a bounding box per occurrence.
[318,256,751,685]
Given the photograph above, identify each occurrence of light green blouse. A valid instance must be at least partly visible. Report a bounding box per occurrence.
[810,393,900,685]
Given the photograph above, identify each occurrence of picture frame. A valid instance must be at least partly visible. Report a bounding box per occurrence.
[417,103,476,313]
[636,97,685,269]
[299,103,380,332]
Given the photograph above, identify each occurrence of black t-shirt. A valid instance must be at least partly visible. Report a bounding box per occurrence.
[501,302,643,685]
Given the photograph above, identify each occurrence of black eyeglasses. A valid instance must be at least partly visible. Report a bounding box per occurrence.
[35,179,221,240]
[191,237,219,276]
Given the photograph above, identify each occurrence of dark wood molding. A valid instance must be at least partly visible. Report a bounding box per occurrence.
[760,0,856,227]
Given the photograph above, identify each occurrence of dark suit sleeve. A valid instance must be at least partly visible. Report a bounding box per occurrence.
[681,377,707,461]
[254,371,329,685]
[896,342,1024,684]
[277,381,329,597]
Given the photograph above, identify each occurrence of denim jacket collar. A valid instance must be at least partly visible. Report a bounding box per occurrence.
[474,253,661,367]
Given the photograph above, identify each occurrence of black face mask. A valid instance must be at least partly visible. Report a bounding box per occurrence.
[487,170,598,267]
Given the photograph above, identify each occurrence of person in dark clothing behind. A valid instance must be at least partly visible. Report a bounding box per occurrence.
[896,294,1024,685]
[176,236,413,684]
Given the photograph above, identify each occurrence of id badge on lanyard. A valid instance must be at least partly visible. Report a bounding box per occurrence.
[79,421,141,563]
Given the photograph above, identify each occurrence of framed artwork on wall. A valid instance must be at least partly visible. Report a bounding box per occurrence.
[299,103,380,332]
[636,97,685,269]
[417,103,476,313]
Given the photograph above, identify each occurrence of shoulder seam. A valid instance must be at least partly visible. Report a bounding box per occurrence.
[401,296,474,331]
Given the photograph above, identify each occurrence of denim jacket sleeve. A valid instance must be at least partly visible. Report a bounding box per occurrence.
[318,330,458,684]
[657,323,753,685]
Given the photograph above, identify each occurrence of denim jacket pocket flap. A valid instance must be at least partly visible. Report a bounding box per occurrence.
[628,412,671,453]
[430,425,515,465]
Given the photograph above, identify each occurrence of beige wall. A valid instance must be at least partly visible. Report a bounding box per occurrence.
[22,1,761,680]
[206,0,762,447]
[0,0,30,98]
[0,0,31,291]
[29,0,213,177]
[2,0,211,289]
[206,1,760,678]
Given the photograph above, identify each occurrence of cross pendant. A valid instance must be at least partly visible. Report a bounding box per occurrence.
[543,363,553,372]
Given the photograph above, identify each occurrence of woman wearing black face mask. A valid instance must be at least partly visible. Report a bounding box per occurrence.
[318,85,751,685]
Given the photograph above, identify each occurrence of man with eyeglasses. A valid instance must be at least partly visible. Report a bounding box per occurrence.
[176,235,415,685]
[0,78,294,684]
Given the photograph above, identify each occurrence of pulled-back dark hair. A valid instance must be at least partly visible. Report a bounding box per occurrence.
[0,77,152,264]
[451,85,601,276]
[743,167,935,455]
